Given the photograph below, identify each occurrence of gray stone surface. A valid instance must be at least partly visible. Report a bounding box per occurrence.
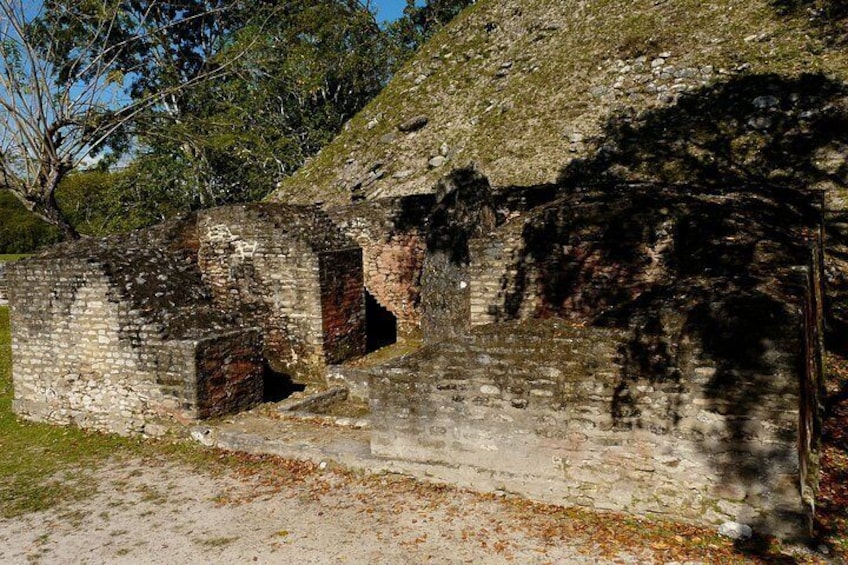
[368,319,815,539]
[397,115,429,132]
[198,204,366,379]
[718,522,754,540]
[7,204,368,434]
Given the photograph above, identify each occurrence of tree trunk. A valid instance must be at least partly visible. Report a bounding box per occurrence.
[37,191,80,240]
[38,158,80,240]
[8,191,79,240]
[12,159,82,240]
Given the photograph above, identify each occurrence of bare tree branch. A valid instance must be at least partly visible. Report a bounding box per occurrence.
[0,0,254,238]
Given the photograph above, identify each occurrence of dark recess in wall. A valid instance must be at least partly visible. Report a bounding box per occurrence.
[366,290,398,352]
[262,361,306,403]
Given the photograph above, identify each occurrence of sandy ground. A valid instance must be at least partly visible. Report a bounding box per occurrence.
[0,456,675,565]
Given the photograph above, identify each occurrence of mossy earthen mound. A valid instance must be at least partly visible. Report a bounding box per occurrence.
[270,0,848,206]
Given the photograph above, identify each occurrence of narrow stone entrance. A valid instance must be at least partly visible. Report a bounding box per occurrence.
[262,363,306,403]
[365,290,397,352]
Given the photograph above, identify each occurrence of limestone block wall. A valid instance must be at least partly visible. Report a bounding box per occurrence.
[468,219,529,326]
[198,204,365,380]
[415,167,500,344]
[470,187,825,329]
[9,260,176,434]
[198,211,324,377]
[420,249,470,342]
[328,196,432,339]
[369,319,813,539]
[371,183,826,539]
[6,256,265,435]
[194,329,265,418]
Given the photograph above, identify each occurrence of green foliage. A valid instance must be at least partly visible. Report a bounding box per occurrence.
[110,0,474,210]
[0,193,60,253]
[3,0,473,231]
[386,0,477,64]
[0,0,246,239]
[130,0,395,206]
[56,167,184,236]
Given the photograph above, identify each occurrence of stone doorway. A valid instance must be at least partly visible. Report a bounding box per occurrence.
[365,290,397,352]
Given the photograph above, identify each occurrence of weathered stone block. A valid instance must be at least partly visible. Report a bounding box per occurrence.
[198,204,366,380]
[369,311,817,539]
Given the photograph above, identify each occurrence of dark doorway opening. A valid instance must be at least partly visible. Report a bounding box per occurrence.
[366,290,397,352]
[263,362,305,402]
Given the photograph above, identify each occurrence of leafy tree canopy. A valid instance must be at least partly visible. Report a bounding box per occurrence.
[0,0,475,248]
[386,0,476,64]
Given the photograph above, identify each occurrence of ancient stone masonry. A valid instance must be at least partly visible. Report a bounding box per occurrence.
[369,181,827,540]
[369,318,813,539]
[7,218,265,435]
[197,204,365,380]
[5,170,830,540]
[7,204,366,434]
[0,261,7,303]
[468,184,824,327]
[419,167,499,343]
[327,195,433,341]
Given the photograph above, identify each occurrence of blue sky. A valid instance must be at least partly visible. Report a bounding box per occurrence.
[372,0,417,23]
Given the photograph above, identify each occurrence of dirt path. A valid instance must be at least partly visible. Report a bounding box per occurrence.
[0,456,678,565]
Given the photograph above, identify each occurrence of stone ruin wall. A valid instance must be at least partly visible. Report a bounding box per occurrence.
[327,196,432,340]
[417,167,501,344]
[370,182,826,539]
[2,178,829,538]
[6,185,495,433]
[469,218,532,325]
[370,314,816,539]
[197,205,365,380]
[193,329,265,419]
[198,208,326,379]
[7,204,369,434]
[6,255,265,435]
[420,249,471,342]
[319,250,367,364]
[0,262,7,303]
[8,259,178,435]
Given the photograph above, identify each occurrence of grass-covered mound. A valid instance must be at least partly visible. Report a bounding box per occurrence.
[271,0,848,206]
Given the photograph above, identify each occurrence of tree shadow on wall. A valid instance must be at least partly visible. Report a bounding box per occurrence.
[427,165,500,264]
[560,73,848,192]
[420,166,500,341]
[500,73,848,541]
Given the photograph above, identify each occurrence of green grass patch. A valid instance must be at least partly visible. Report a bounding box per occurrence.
[0,306,136,517]
[195,536,239,548]
[348,339,422,369]
[0,254,30,263]
[0,306,246,518]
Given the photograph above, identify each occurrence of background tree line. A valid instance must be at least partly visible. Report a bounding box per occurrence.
[0,0,473,251]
